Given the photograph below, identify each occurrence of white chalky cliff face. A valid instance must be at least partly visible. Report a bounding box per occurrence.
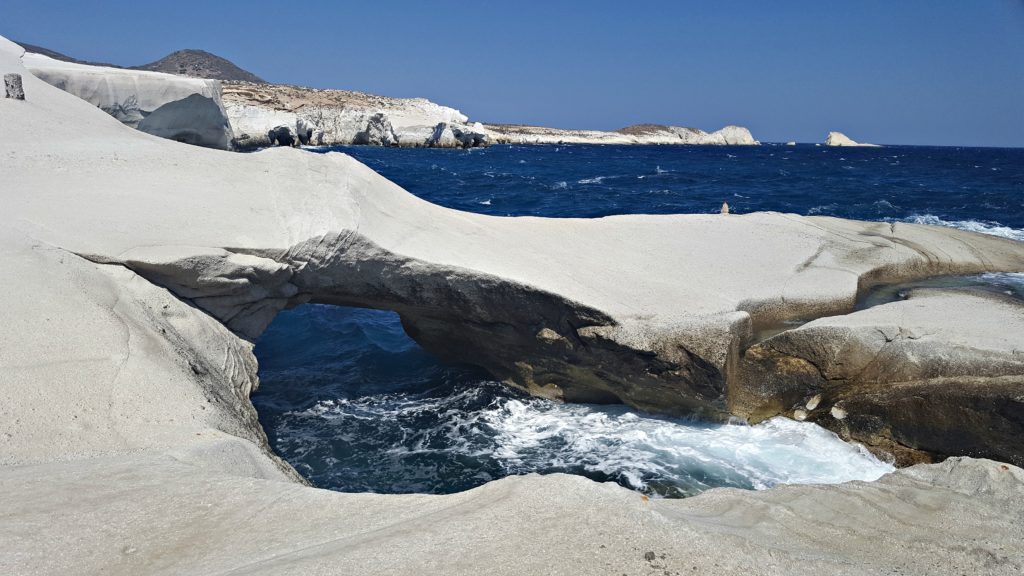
[19,48,762,150]
[22,52,234,149]
[3,35,1024,575]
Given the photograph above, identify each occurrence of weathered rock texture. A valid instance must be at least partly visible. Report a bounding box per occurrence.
[354,112,399,146]
[825,130,880,147]
[734,289,1024,466]
[22,52,233,149]
[4,72,23,99]
[222,80,474,148]
[3,35,1024,575]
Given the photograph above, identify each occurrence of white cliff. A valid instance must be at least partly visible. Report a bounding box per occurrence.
[22,49,761,150]
[824,130,881,147]
[485,123,759,145]
[3,35,1024,575]
[222,81,473,148]
[22,52,233,149]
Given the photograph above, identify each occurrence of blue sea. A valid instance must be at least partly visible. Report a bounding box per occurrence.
[252,143,1024,497]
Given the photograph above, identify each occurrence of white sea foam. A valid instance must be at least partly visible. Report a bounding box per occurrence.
[285,385,894,496]
[900,214,1024,242]
[477,400,893,493]
[979,272,1024,295]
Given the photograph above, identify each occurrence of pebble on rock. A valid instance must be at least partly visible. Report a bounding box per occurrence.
[806,394,822,410]
[831,405,848,420]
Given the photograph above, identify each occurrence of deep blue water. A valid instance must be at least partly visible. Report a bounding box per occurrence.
[253,144,1024,496]
[316,143,1024,229]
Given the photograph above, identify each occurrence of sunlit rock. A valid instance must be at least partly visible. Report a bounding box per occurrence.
[22,52,233,149]
[734,290,1024,465]
[824,131,881,147]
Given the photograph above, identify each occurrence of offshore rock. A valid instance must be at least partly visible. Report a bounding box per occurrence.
[733,289,1024,466]
[824,131,880,147]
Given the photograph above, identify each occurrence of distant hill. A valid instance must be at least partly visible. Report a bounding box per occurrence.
[132,49,265,83]
[15,41,265,83]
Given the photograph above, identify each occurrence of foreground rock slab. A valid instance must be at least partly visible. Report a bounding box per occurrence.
[735,289,1024,465]
[3,456,1022,576]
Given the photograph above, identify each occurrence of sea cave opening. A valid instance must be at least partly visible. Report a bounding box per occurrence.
[250,303,894,498]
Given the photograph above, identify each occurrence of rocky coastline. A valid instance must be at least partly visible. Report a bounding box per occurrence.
[3,35,1024,575]
[20,46,761,151]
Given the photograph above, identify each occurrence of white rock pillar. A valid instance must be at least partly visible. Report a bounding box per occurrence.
[4,73,24,100]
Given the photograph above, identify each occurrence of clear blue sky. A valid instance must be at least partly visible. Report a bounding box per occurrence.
[5,0,1024,146]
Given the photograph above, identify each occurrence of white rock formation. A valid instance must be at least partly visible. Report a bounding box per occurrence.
[22,52,759,150]
[485,123,759,145]
[4,72,23,99]
[736,289,1024,465]
[22,52,233,149]
[824,131,881,147]
[221,81,471,148]
[354,112,399,146]
[3,35,1024,575]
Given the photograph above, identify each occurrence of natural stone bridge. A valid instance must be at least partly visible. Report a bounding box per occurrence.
[4,36,1024,574]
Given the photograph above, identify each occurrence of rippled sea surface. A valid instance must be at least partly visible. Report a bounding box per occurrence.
[253,143,1024,496]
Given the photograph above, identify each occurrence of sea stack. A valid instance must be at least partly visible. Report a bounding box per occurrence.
[824,131,881,147]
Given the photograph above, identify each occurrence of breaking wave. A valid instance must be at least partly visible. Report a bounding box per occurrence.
[272,382,892,497]
[899,214,1024,242]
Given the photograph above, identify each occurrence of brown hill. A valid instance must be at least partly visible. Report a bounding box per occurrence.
[132,49,265,83]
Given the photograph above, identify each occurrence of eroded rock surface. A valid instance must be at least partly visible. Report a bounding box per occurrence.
[354,112,399,146]
[4,72,23,99]
[4,456,1023,576]
[23,52,233,149]
[734,289,1024,465]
